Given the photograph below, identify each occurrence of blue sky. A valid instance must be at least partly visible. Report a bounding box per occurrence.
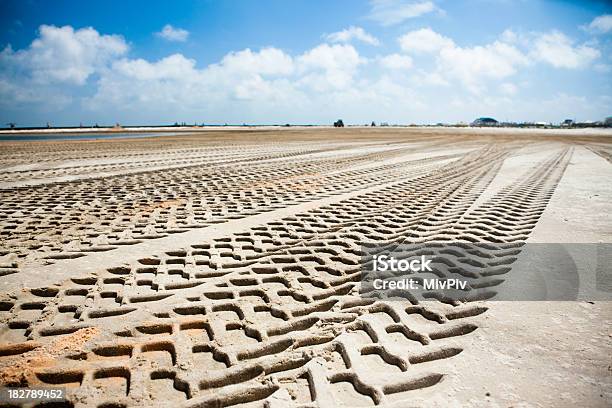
[1,0,611,126]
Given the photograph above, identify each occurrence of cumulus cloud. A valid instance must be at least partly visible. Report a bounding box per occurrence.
[500,29,519,44]
[1,22,608,126]
[87,40,421,124]
[219,47,294,76]
[112,54,198,81]
[380,54,413,70]
[412,71,449,86]
[156,24,189,42]
[83,42,368,119]
[396,28,528,92]
[531,31,600,69]
[398,28,454,53]
[438,41,528,88]
[397,27,601,93]
[87,48,298,110]
[0,25,127,85]
[297,43,365,91]
[326,26,380,46]
[298,43,364,72]
[368,0,438,26]
[582,14,612,34]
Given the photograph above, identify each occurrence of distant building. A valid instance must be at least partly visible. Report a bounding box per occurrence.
[471,117,498,127]
[561,119,574,127]
[605,117,612,127]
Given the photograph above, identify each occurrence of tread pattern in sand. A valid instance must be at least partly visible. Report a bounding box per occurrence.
[0,133,584,407]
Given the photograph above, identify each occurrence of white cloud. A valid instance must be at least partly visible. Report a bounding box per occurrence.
[531,31,600,69]
[112,54,198,80]
[438,41,528,88]
[298,43,364,72]
[411,70,449,86]
[326,26,380,46]
[500,82,518,95]
[368,0,438,26]
[233,75,286,101]
[1,23,608,126]
[84,42,367,118]
[156,24,189,42]
[87,47,298,111]
[396,27,601,94]
[396,28,527,92]
[0,25,127,85]
[297,44,365,91]
[583,14,612,34]
[398,28,454,53]
[219,47,294,76]
[380,53,413,70]
[82,38,424,124]
[500,29,518,44]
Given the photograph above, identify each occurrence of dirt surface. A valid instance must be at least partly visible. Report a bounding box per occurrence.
[0,327,99,388]
[0,127,610,407]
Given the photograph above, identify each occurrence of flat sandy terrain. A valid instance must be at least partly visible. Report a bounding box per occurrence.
[0,128,610,407]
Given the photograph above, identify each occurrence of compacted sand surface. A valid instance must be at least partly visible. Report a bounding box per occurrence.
[0,128,610,407]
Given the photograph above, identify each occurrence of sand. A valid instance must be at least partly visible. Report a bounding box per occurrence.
[0,127,610,407]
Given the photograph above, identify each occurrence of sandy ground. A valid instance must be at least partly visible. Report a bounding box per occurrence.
[0,128,610,407]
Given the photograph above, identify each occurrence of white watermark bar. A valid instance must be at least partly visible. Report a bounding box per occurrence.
[359,243,612,301]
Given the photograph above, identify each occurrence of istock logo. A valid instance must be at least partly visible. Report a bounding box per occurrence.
[371,254,433,272]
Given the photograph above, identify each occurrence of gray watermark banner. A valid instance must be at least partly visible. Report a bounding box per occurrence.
[359,243,612,301]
